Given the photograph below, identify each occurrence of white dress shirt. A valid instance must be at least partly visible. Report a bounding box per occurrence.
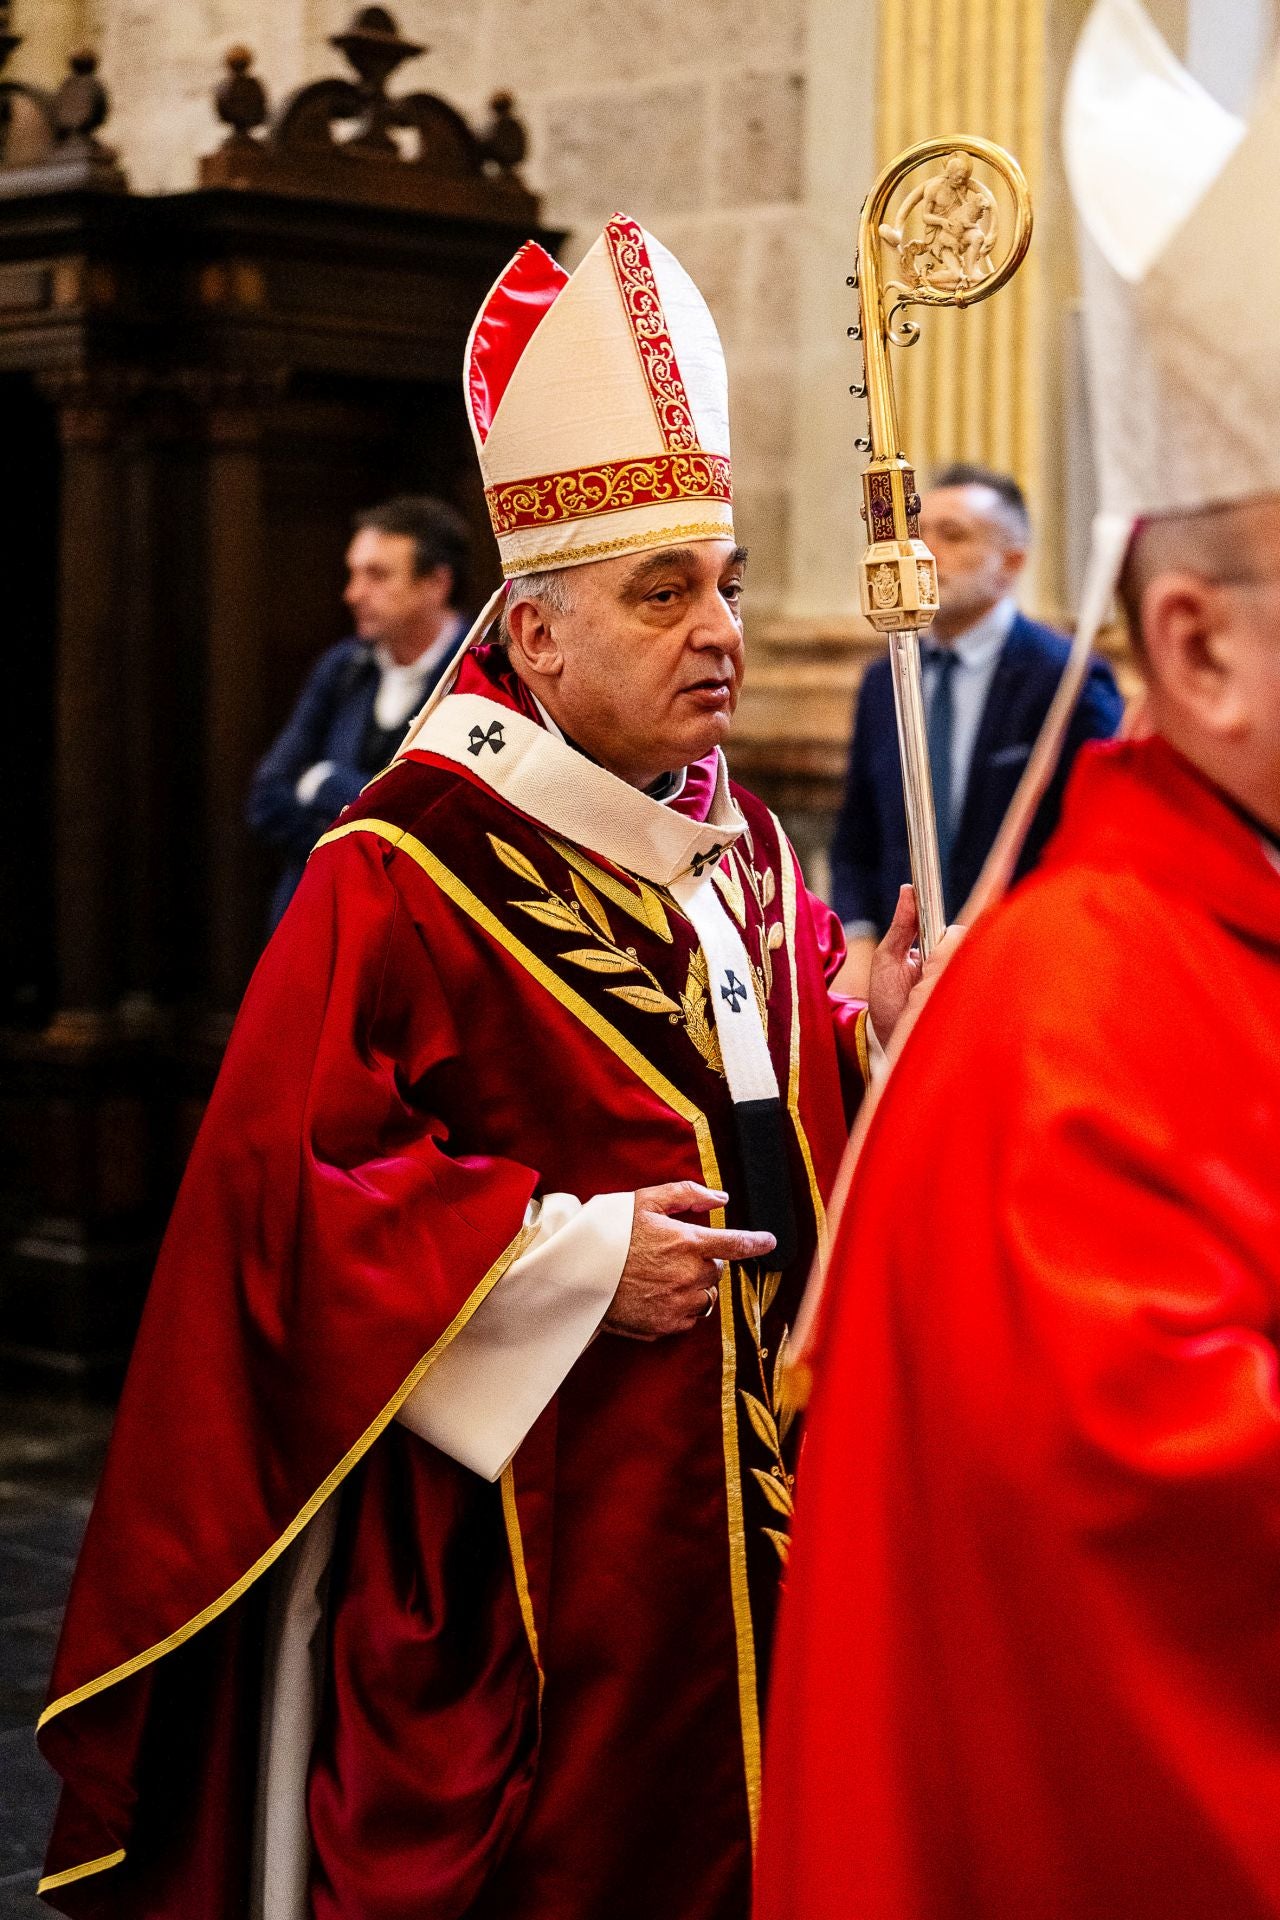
[295,614,466,806]
[925,595,1019,829]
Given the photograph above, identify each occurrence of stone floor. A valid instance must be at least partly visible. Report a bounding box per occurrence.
[0,1391,112,1916]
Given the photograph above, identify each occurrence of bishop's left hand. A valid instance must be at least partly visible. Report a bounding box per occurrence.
[866,884,922,1047]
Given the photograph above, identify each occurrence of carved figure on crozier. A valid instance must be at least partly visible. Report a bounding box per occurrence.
[879,151,998,296]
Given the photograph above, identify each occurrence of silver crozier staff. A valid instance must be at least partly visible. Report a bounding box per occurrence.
[852,137,1033,957]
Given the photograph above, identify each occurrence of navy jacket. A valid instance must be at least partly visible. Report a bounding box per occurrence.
[830,612,1124,935]
[248,638,453,927]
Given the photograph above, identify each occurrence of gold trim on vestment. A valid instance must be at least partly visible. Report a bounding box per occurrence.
[35,1208,539,1895]
[317,818,763,1849]
[37,1848,127,1895]
[501,520,733,576]
[500,1462,544,1709]
[39,1223,534,1732]
[854,1004,872,1091]
[774,819,829,1265]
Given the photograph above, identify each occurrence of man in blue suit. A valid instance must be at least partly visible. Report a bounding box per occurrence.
[248,495,470,927]
[830,464,1123,984]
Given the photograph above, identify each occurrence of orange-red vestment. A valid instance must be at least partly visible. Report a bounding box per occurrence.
[758,736,1280,1920]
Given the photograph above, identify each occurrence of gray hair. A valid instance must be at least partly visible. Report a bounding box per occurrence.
[498,566,576,646]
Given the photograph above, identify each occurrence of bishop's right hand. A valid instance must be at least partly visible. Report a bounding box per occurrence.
[605,1182,777,1342]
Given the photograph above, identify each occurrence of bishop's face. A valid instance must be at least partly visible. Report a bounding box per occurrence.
[508,539,748,790]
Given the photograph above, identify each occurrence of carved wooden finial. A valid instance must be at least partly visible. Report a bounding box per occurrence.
[214,45,268,147]
[479,92,527,174]
[0,38,126,189]
[198,10,537,223]
[50,48,115,158]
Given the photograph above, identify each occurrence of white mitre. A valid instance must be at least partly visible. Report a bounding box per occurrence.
[466,213,734,578]
[1063,0,1280,628]
[398,214,736,735]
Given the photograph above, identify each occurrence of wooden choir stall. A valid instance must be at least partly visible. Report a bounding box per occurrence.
[0,5,559,1380]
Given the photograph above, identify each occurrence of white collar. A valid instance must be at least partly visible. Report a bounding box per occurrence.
[935,597,1018,671]
[409,693,745,885]
[530,694,687,805]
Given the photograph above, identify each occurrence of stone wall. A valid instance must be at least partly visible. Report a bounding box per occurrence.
[34,0,1240,888]
[16,0,826,615]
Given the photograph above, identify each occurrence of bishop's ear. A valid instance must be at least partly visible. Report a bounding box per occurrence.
[504,594,565,682]
[1139,571,1251,741]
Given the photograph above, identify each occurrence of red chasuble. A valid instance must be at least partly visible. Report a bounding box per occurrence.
[757,736,1280,1920]
[38,652,866,1919]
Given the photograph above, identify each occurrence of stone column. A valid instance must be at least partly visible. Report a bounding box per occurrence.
[786,0,878,620]
[873,0,1048,597]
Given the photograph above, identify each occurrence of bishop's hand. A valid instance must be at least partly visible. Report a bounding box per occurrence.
[605,1182,777,1342]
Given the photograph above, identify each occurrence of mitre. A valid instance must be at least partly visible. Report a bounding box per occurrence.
[396,213,735,737]
[1064,0,1280,621]
[466,213,734,578]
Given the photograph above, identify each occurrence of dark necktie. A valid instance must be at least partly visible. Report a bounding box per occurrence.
[925,647,959,907]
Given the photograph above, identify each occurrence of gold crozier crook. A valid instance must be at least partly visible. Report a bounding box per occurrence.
[853,136,1032,958]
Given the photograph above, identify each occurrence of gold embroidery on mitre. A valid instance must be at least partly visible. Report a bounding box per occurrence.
[500,519,734,577]
[604,215,701,453]
[487,450,732,536]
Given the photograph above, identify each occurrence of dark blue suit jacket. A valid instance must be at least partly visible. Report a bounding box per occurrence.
[830,612,1124,935]
[247,637,453,927]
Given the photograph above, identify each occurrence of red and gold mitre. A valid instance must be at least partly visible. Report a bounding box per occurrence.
[466,213,735,577]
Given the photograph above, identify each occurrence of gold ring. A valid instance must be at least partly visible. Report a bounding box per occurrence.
[701,1285,718,1318]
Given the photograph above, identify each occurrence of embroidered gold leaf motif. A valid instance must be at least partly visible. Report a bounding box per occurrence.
[752,1467,795,1518]
[489,835,545,889]
[636,879,674,942]
[751,964,769,1028]
[545,834,673,944]
[763,1527,790,1566]
[570,871,614,941]
[736,1262,795,1564]
[606,983,682,1014]
[559,948,637,975]
[774,1326,798,1445]
[679,947,724,1077]
[741,1390,780,1453]
[712,860,747,928]
[739,1266,763,1344]
[730,846,782,1014]
[513,897,585,935]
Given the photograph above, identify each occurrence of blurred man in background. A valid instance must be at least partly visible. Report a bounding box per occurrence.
[829,463,1122,989]
[248,493,469,926]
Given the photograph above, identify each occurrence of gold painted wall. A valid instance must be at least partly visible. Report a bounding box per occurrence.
[874,0,1050,599]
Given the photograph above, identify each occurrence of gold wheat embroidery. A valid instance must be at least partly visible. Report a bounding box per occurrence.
[736,1264,796,1566]
[489,835,725,1073]
[728,848,785,1023]
[543,833,674,943]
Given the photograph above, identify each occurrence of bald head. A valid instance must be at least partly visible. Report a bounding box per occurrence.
[1118,495,1280,834]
